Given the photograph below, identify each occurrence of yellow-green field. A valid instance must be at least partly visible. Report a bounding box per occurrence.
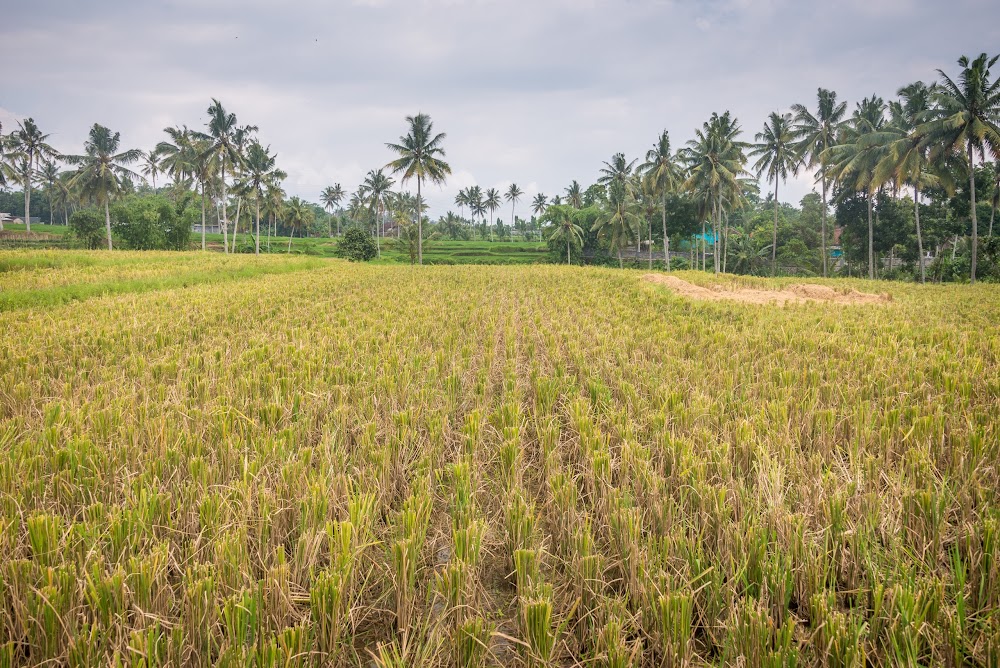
[1,251,998,667]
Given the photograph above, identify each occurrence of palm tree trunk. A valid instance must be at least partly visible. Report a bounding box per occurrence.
[989,200,995,238]
[867,191,874,280]
[220,164,229,253]
[201,187,207,251]
[255,197,261,255]
[648,217,653,270]
[700,219,706,271]
[416,177,423,265]
[716,192,722,275]
[914,185,925,284]
[104,199,113,250]
[567,235,571,265]
[771,181,779,277]
[662,195,669,270]
[288,225,295,252]
[617,246,623,269]
[821,175,828,278]
[968,143,978,284]
[231,198,243,253]
[24,178,31,233]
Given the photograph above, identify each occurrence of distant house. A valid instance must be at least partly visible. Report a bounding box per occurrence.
[11,216,41,225]
[192,223,221,235]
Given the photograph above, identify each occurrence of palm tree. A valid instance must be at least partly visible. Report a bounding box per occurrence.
[531,193,548,217]
[386,113,451,264]
[197,99,257,254]
[242,141,286,255]
[750,112,803,276]
[361,168,395,258]
[469,186,485,234]
[683,112,747,274]
[564,181,583,209]
[157,125,214,250]
[39,160,63,224]
[505,183,524,234]
[793,88,848,277]
[455,188,470,222]
[321,184,345,236]
[598,153,638,192]
[140,150,161,189]
[8,118,57,233]
[594,179,639,268]
[547,206,584,264]
[284,196,314,252]
[990,162,999,237]
[918,53,1000,283]
[264,184,286,250]
[65,124,142,250]
[874,82,955,283]
[826,96,888,279]
[484,188,501,241]
[640,130,683,269]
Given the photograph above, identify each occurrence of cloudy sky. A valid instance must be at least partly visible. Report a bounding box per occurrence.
[3,0,999,217]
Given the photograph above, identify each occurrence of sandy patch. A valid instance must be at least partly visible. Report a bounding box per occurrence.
[643,274,890,305]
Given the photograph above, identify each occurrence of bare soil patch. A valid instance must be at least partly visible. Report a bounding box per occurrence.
[643,274,890,305]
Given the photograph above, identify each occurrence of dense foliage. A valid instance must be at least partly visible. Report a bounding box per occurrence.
[335,227,378,262]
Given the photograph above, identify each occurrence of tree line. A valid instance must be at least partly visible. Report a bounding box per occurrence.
[2,53,998,280]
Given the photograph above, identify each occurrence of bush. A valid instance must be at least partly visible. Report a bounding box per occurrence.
[336,228,378,262]
[68,209,106,249]
[111,195,191,250]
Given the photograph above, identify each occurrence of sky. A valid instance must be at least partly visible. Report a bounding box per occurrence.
[2,0,999,218]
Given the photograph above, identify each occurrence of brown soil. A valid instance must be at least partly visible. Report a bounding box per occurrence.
[642,274,890,305]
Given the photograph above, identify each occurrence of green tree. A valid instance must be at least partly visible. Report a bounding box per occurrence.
[321,184,345,236]
[243,141,286,255]
[505,183,524,233]
[386,113,451,265]
[531,193,548,218]
[360,169,394,258]
[594,179,639,268]
[66,124,143,250]
[640,130,683,268]
[564,181,583,209]
[484,188,501,241]
[336,227,378,261]
[283,196,314,251]
[750,112,803,275]
[68,209,105,249]
[7,118,58,233]
[918,53,1000,283]
[792,88,847,277]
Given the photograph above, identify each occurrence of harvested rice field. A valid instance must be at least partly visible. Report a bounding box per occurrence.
[1,251,998,667]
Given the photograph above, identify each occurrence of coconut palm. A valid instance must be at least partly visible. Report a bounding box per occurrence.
[990,162,999,237]
[874,82,956,283]
[454,189,470,223]
[594,179,639,268]
[564,181,583,209]
[547,206,584,264]
[683,112,747,274]
[469,186,485,234]
[65,124,143,250]
[640,130,683,269]
[917,53,1000,283]
[140,150,161,189]
[284,196,314,252]
[361,168,395,258]
[505,183,524,234]
[750,112,803,276]
[242,141,286,255]
[531,193,548,217]
[38,160,63,225]
[385,113,451,264]
[597,153,638,192]
[484,188,501,241]
[157,126,215,250]
[8,118,57,233]
[321,184,345,236]
[197,99,257,254]
[264,184,286,250]
[792,88,848,277]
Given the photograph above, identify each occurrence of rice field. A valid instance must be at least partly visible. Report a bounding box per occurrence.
[1,251,998,667]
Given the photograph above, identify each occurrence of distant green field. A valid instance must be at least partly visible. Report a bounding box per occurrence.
[0,223,549,264]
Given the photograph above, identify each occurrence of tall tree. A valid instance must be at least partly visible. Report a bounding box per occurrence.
[564,180,583,209]
[197,99,257,254]
[750,112,803,276]
[640,130,683,269]
[793,88,848,277]
[39,160,63,224]
[321,184,345,236]
[594,179,639,268]
[505,183,524,233]
[141,150,161,189]
[455,188,470,222]
[547,206,584,264]
[243,141,286,255]
[918,53,1000,283]
[283,196,314,251]
[8,118,57,233]
[826,96,888,279]
[361,168,395,257]
[386,113,450,265]
[531,193,548,217]
[66,124,142,250]
[484,188,501,241]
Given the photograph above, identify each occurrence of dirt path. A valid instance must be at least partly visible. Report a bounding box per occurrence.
[643,274,890,305]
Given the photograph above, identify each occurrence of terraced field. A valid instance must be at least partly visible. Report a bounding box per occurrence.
[0,252,998,666]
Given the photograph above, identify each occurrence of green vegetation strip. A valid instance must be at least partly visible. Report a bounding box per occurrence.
[0,258,325,311]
